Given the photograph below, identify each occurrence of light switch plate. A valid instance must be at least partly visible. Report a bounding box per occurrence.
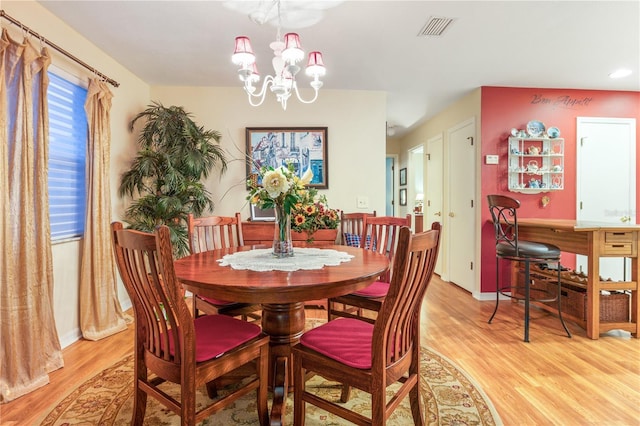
[356,196,369,209]
[485,155,499,165]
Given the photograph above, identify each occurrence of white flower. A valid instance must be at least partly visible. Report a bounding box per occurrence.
[263,167,291,199]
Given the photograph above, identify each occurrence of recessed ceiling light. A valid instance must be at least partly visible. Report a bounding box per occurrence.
[609,68,632,79]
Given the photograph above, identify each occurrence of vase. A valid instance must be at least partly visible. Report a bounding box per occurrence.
[273,204,294,258]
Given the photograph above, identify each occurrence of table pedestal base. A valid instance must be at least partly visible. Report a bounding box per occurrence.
[261,302,305,426]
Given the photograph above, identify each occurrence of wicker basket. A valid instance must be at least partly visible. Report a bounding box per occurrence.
[515,267,630,323]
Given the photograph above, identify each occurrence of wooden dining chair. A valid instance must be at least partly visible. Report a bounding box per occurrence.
[328,214,411,324]
[292,223,441,425]
[110,222,269,425]
[340,211,376,245]
[187,213,262,321]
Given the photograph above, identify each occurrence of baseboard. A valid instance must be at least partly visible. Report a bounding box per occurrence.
[473,291,510,301]
[59,296,133,349]
[59,328,83,349]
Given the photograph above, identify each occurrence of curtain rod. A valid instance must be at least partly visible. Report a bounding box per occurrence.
[0,10,120,87]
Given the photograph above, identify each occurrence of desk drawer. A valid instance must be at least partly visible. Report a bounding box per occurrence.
[603,243,633,256]
[605,231,634,243]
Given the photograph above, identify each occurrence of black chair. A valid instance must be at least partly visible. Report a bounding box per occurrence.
[487,194,571,342]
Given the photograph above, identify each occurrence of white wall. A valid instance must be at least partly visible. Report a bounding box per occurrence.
[150,87,387,220]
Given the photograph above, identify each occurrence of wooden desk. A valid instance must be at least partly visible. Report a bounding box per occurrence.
[516,219,639,339]
[174,245,388,425]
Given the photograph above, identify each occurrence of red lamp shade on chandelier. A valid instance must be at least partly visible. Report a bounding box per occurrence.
[231,31,326,110]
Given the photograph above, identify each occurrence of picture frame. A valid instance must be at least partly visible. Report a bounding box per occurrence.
[246,127,328,189]
[250,204,275,221]
[399,168,407,186]
[399,188,407,206]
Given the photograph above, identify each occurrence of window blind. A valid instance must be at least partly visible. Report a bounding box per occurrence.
[47,72,87,241]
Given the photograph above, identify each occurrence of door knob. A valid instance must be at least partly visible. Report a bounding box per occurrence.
[434,211,441,216]
[449,212,455,217]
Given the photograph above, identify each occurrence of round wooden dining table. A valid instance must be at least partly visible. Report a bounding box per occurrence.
[173,245,389,426]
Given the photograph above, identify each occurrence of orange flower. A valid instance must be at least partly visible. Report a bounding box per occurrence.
[294,214,306,226]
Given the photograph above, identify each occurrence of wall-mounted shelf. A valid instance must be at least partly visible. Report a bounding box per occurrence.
[508,137,564,194]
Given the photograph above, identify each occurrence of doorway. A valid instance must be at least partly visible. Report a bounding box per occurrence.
[446,118,477,293]
[425,133,444,275]
[408,145,424,229]
[576,117,636,281]
[385,155,398,216]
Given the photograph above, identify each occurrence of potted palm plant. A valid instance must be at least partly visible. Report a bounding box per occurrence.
[118,102,227,257]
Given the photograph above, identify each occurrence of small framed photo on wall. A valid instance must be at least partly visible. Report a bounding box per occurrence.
[399,188,407,206]
[399,168,407,186]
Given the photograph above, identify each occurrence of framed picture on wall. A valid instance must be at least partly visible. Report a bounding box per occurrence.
[399,168,407,186]
[246,127,328,188]
[250,204,276,221]
[399,188,407,206]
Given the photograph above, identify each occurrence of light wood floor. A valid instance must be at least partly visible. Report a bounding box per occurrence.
[2,276,639,425]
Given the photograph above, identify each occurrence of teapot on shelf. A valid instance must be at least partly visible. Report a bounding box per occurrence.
[526,160,539,173]
[529,178,541,189]
[527,146,540,155]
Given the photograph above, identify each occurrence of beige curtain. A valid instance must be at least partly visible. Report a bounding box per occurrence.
[0,29,64,403]
[79,79,127,340]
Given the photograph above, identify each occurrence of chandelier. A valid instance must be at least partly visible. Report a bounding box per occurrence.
[231,29,326,110]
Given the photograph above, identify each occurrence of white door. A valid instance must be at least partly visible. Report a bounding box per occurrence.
[409,145,424,229]
[385,156,397,216]
[576,117,636,281]
[446,118,476,293]
[426,134,444,276]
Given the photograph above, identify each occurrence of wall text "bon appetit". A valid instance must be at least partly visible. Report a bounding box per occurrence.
[531,94,593,108]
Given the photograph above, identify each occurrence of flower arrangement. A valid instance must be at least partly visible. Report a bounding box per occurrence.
[290,187,340,238]
[247,162,312,256]
[247,162,339,250]
[247,163,311,214]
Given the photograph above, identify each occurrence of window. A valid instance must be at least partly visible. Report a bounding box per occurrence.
[47,72,87,241]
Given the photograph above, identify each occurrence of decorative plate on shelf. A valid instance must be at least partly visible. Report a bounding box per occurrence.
[526,120,545,137]
[547,126,560,138]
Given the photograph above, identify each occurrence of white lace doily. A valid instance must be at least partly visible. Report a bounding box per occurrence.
[217,248,354,272]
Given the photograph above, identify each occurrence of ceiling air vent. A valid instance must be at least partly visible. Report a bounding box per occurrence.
[418,16,455,37]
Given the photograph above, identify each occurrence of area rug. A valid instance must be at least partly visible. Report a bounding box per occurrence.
[40,328,501,425]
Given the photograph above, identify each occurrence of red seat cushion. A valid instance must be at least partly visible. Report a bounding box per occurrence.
[300,318,373,369]
[352,280,389,298]
[167,315,262,362]
[198,295,235,306]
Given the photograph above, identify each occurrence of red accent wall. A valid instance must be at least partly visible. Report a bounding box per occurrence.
[480,87,640,293]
